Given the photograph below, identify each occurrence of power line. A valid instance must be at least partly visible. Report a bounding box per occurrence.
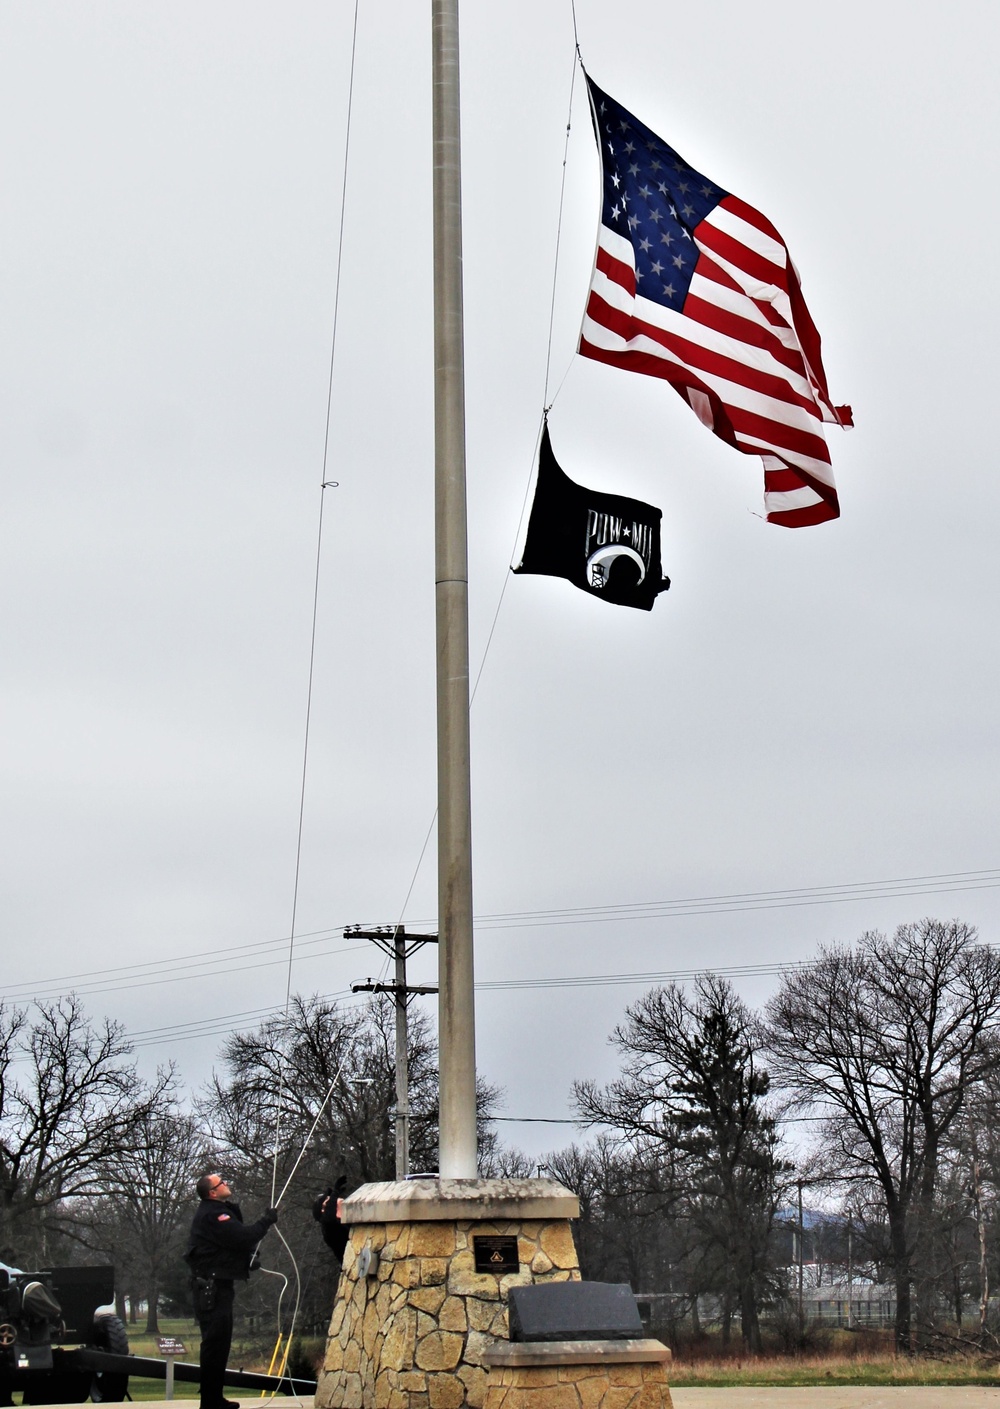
[125,988,363,1051]
[3,866,999,1008]
[493,1116,577,1124]
[475,959,808,992]
[128,1003,289,1038]
[467,868,1000,930]
[122,963,790,1057]
[3,958,808,1056]
[118,962,795,1056]
[1,941,356,1004]
[0,926,347,999]
[346,867,1000,937]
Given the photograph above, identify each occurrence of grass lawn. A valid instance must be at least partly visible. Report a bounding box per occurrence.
[668,1353,1000,1387]
[124,1384,202,1401]
[72,1320,1000,1394]
[123,1316,200,1359]
[110,1317,300,1400]
[120,1313,200,1396]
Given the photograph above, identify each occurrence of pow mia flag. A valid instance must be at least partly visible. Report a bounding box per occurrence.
[513,424,670,611]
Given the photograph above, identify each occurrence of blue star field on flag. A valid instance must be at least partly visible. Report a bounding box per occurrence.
[592,80,728,313]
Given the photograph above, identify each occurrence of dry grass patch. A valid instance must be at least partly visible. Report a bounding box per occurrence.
[668,1352,1000,1387]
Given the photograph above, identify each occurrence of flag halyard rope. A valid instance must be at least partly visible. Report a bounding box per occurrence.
[269,0,362,1209]
[259,0,363,1383]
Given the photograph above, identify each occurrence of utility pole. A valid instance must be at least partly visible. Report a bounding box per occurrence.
[972,1146,989,1337]
[347,925,438,1179]
[797,1178,805,1338]
[847,1211,854,1330]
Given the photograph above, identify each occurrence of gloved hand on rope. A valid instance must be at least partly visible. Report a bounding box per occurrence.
[312,1188,332,1221]
[262,1206,279,1226]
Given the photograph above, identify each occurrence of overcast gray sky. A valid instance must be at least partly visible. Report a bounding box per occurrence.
[1,1,998,1161]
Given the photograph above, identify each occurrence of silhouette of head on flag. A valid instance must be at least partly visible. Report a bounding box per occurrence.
[513,424,670,612]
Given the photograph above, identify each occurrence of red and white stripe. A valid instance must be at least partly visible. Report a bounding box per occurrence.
[580,195,852,527]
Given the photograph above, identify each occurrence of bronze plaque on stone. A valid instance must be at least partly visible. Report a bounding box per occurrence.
[473,1234,519,1274]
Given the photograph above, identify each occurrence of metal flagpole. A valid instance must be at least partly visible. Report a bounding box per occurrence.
[432,0,477,1179]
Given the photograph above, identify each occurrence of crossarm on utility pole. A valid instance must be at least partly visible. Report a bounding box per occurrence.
[351,985,439,996]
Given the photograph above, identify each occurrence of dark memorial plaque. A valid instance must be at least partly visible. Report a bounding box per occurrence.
[473,1235,519,1274]
[508,1282,643,1341]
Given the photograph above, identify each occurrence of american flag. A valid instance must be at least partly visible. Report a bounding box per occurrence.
[579,77,852,527]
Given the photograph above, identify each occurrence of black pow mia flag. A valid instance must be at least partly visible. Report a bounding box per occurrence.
[513,424,670,611]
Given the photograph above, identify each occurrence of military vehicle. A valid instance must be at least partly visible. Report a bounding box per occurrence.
[0,1264,315,1403]
[0,1264,128,1404]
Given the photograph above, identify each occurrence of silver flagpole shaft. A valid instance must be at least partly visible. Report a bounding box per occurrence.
[432,0,477,1179]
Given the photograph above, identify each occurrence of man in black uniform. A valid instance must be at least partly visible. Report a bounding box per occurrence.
[185,1173,277,1409]
[312,1175,349,1259]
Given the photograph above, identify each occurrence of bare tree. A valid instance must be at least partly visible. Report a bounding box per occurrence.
[203,993,443,1189]
[0,996,163,1264]
[575,975,787,1352]
[205,993,501,1191]
[477,1143,536,1180]
[93,1088,205,1331]
[941,1048,1000,1339]
[766,918,1000,1351]
[546,1136,680,1298]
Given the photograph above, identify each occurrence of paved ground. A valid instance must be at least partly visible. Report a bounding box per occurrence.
[116,1393,1000,1409]
[670,1391,1000,1407]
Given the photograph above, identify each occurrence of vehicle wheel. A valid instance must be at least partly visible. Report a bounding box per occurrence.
[88,1314,130,1402]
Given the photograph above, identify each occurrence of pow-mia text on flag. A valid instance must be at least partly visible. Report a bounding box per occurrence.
[579,76,852,527]
[513,424,670,612]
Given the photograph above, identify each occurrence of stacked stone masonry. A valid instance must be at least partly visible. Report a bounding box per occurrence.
[483,1361,673,1409]
[316,1219,581,1409]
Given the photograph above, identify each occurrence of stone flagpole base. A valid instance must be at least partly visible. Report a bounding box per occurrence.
[482,1340,674,1409]
[315,1178,581,1409]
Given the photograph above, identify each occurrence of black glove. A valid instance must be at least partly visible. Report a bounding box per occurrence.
[333,1174,348,1197]
[263,1206,279,1226]
[312,1188,333,1222]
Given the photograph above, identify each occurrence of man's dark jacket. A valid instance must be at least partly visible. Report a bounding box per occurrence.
[314,1196,348,1259]
[185,1201,273,1280]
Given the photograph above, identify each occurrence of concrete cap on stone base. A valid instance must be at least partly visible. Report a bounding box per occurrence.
[482,1339,671,1366]
[340,1177,580,1223]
